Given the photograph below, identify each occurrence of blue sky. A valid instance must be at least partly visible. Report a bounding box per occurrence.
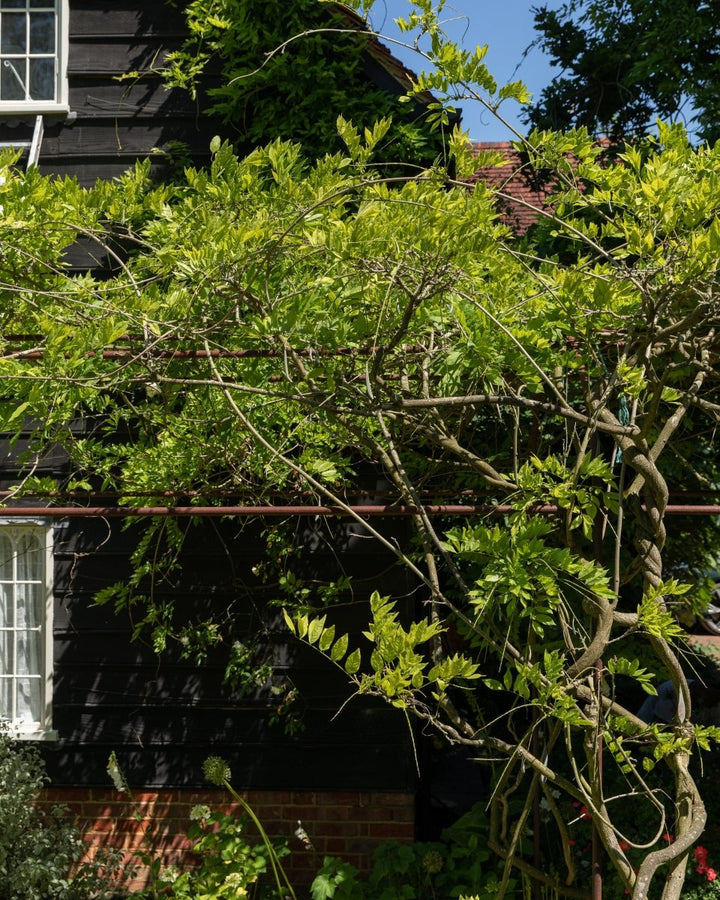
[366,0,563,141]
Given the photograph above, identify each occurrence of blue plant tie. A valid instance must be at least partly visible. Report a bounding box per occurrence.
[615,394,630,465]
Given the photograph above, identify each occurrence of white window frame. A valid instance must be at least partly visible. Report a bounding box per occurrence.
[0,518,56,740]
[0,0,68,115]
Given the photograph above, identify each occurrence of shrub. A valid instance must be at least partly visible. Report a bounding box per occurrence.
[135,805,291,899]
[311,803,515,900]
[0,727,121,899]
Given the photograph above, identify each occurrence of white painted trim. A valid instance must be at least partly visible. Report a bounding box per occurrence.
[0,521,56,741]
[0,0,69,115]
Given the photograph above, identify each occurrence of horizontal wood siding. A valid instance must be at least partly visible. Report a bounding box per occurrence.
[0,0,224,185]
[0,2,425,797]
[42,514,419,791]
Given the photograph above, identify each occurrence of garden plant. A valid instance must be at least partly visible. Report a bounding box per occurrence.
[1,1,720,897]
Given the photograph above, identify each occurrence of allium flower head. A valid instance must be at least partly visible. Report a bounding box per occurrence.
[158,867,179,884]
[422,851,444,874]
[203,756,231,787]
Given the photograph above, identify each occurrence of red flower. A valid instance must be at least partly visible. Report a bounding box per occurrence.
[706,868,717,882]
[568,839,575,846]
[695,846,708,862]
[619,840,631,851]
[580,805,591,820]
[662,833,674,843]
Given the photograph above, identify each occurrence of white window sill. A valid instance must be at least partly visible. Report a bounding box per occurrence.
[7,728,58,741]
[0,104,68,116]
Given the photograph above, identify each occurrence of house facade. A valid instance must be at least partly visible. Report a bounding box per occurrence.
[0,1,431,887]
[0,0,219,183]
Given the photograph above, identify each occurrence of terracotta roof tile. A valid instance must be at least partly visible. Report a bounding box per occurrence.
[469,141,556,234]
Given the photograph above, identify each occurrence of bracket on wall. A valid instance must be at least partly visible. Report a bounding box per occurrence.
[0,114,44,170]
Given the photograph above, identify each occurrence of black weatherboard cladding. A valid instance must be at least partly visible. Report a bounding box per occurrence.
[0,0,222,184]
[44,514,418,790]
[0,0,420,793]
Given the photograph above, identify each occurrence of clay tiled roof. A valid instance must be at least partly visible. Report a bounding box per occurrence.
[470,141,557,234]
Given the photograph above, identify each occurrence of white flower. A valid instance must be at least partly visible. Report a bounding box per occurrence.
[158,867,179,883]
[190,804,212,821]
[106,751,126,792]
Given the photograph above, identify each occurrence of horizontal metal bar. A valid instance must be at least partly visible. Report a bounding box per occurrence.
[0,503,715,518]
[0,504,511,517]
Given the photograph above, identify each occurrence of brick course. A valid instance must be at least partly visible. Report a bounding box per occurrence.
[38,787,415,892]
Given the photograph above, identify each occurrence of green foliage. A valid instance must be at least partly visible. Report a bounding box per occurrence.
[285,592,479,708]
[142,806,290,899]
[0,730,122,899]
[161,0,446,164]
[117,754,293,900]
[311,803,515,900]
[528,0,720,143]
[606,656,657,696]
[4,6,720,895]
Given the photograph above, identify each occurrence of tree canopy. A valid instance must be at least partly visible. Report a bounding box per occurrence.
[3,3,720,898]
[527,0,720,144]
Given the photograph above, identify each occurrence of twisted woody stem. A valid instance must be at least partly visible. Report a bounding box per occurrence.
[595,402,704,900]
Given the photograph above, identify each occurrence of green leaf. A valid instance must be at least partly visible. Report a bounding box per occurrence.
[330,634,348,662]
[4,401,29,426]
[307,615,327,645]
[344,648,361,675]
[319,624,335,651]
[282,608,296,635]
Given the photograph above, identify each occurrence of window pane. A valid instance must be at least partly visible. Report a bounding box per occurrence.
[16,677,40,722]
[0,586,12,628]
[0,677,10,719]
[28,55,52,99]
[0,2,25,10]
[1,59,25,99]
[0,528,49,731]
[16,583,40,628]
[0,536,12,582]
[0,630,11,671]
[17,630,40,675]
[29,12,53,53]
[17,532,41,581]
[30,2,53,8]
[1,13,26,53]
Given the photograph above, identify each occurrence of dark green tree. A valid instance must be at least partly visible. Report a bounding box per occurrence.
[527,0,720,144]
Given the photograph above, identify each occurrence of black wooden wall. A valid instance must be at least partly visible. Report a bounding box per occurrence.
[0,0,423,793]
[0,1,418,186]
[43,513,419,790]
[0,0,224,185]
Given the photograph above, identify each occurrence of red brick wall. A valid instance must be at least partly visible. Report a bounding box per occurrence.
[39,787,415,892]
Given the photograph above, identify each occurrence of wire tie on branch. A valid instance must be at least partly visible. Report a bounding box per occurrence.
[614,395,630,466]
